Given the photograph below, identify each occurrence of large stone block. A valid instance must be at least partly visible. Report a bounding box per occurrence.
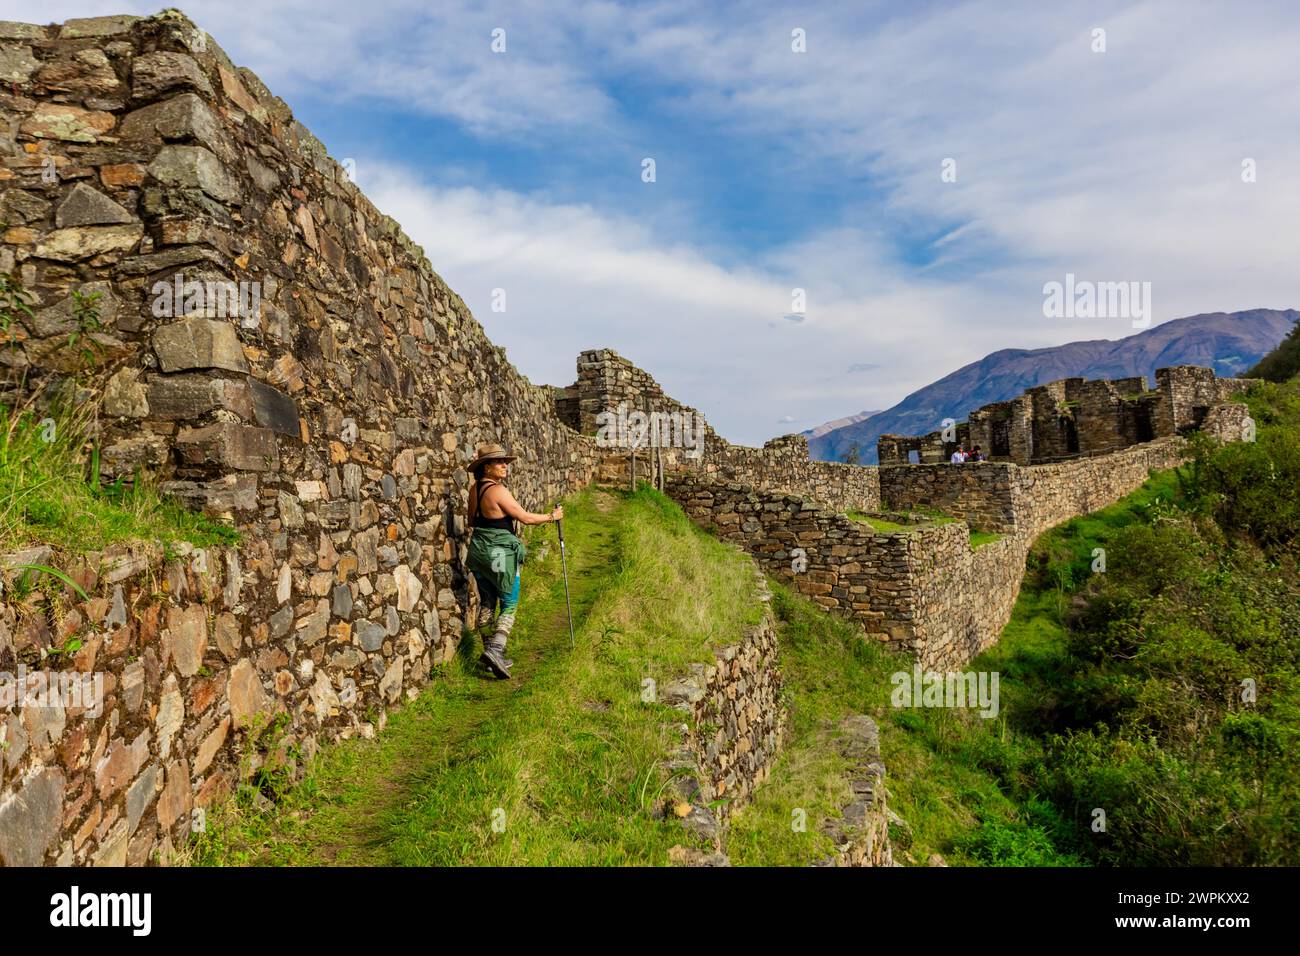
[0,768,64,866]
[131,51,214,99]
[146,373,252,420]
[0,45,38,83]
[55,182,133,228]
[249,378,300,436]
[59,14,139,36]
[32,224,142,261]
[20,103,115,142]
[152,317,249,373]
[175,423,279,472]
[147,145,240,204]
[119,93,228,159]
[160,474,260,512]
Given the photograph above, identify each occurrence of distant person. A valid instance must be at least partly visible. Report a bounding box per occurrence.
[969,445,985,462]
[951,444,966,464]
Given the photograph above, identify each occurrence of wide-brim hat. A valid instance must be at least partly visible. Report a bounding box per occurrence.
[468,443,518,471]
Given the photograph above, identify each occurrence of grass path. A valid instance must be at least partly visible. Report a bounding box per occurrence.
[194,492,616,865]
[193,486,758,866]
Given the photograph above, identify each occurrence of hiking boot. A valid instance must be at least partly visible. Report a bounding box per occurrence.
[479,647,512,679]
[480,610,516,679]
[475,605,496,630]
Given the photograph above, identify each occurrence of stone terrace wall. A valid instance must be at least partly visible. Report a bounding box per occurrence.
[1007,437,1189,539]
[878,436,1189,538]
[665,473,935,658]
[1,12,610,864]
[817,715,893,867]
[1,543,245,866]
[875,462,1020,533]
[660,573,784,860]
[668,428,1220,670]
[571,349,880,512]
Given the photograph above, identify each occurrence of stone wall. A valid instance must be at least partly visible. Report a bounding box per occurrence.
[665,473,934,657]
[667,430,1228,670]
[876,435,1190,538]
[0,11,618,867]
[660,571,785,864]
[879,365,1259,466]
[1156,365,1255,435]
[816,715,893,867]
[0,542,248,866]
[0,12,871,866]
[570,349,880,512]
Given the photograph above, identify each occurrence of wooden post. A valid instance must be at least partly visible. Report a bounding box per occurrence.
[655,419,663,491]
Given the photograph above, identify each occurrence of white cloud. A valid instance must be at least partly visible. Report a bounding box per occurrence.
[10,0,1298,442]
[362,165,999,443]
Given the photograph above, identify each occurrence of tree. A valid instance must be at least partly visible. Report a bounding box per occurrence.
[1248,321,1300,382]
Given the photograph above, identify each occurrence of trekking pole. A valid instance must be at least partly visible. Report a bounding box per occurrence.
[557,513,575,649]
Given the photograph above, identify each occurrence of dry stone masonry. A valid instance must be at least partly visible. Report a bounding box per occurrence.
[563,349,880,513]
[816,715,892,867]
[0,11,1259,868]
[659,571,785,865]
[878,365,1255,466]
[669,425,1246,670]
[0,11,847,867]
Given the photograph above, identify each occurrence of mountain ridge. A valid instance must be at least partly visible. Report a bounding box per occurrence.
[808,309,1299,464]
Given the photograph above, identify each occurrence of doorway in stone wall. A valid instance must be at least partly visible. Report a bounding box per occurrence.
[1061,415,1079,454]
[1133,402,1155,442]
[991,419,1011,457]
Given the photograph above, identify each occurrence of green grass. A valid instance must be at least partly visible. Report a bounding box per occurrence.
[847,509,959,533]
[848,512,913,532]
[189,485,763,866]
[0,399,237,554]
[725,578,1081,866]
[969,530,1002,548]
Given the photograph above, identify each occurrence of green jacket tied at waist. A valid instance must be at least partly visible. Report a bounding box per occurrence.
[467,526,527,597]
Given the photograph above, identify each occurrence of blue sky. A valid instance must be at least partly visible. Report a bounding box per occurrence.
[11,1,1300,443]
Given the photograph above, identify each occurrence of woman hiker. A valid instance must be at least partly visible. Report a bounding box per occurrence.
[466,443,563,679]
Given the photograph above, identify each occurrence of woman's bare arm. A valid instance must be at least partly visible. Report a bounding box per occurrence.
[490,486,563,526]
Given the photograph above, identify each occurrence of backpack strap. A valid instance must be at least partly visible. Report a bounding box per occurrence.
[475,479,500,519]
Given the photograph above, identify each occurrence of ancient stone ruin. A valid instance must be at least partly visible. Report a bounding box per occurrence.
[0,12,1254,867]
[877,366,1253,465]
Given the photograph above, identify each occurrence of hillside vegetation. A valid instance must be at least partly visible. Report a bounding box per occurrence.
[1249,319,1300,382]
[884,377,1299,865]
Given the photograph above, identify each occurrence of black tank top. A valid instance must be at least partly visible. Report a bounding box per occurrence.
[473,479,516,534]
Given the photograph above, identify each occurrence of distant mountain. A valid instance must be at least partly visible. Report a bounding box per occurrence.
[802,409,883,440]
[810,309,1299,464]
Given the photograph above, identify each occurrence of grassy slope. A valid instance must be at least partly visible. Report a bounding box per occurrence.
[0,401,236,554]
[730,477,1187,867]
[190,486,762,866]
